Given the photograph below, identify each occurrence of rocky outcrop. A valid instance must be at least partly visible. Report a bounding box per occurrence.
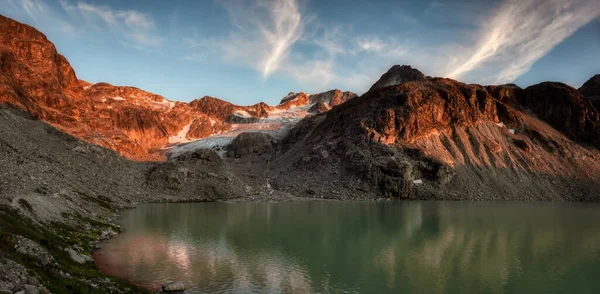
[579,74,600,110]
[309,101,331,113]
[227,132,277,158]
[308,89,358,107]
[521,82,600,147]
[369,65,426,91]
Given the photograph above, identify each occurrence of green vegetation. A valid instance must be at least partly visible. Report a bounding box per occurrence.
[0,205,148,294]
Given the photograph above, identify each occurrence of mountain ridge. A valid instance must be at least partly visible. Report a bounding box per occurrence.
[0,14,357,161]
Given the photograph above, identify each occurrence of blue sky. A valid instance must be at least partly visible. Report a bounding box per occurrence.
[1,0,599,105]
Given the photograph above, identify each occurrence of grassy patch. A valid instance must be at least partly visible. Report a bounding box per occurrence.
[57,212,121,253]
[0,205,147,294]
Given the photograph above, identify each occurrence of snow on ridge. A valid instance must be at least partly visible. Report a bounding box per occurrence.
[112,96,126,101]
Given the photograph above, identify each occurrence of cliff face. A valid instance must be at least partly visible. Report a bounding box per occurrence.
[0,15,356,161]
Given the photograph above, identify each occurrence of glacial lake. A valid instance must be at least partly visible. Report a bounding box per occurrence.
[93,201,600,293]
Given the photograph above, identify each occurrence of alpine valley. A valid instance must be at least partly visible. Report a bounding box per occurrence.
[1,13,600,294]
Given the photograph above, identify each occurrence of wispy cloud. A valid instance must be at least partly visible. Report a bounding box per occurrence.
[14,0,45,19]
[215,0,305,78]
[59,0,161,47]
[5,0,76,33]
[447,0,600,84]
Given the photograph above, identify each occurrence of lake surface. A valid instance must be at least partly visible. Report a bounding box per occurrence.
[93,201,600,293]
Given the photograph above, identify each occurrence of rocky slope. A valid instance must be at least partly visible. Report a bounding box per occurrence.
[265,66,600,201]
[0,15,356,161]
[0,105,253,293]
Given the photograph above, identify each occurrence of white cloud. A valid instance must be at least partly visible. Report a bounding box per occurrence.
[18,0,44,18]
[214,0,304,78]
[59,0,161,47]
[447,0,600,84]
[357,37,386,52]
[4,0,75,34]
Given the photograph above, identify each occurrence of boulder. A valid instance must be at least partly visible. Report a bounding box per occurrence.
[162,281,185,292]
[227,132,277,158]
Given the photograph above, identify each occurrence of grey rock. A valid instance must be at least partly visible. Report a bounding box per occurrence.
[23,284,39,294]
[162,281,185,292]
[65,248,92,264]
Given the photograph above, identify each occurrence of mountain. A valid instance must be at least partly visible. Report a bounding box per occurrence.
[579,74,600,110]
[266,66,600,201]
[0,15,356,161]
[2,13,600,292]
[2,13,600,202]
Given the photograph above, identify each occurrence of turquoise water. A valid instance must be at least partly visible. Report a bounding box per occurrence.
[93,201,600,293]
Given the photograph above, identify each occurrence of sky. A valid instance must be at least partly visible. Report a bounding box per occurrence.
[1,0,599,105]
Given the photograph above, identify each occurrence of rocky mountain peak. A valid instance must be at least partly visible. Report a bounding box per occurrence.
[369,65,426,91]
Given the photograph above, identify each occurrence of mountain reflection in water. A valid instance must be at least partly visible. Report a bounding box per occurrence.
[93,202,600,293]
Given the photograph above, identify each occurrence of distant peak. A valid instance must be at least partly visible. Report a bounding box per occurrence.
[369,65,426,91]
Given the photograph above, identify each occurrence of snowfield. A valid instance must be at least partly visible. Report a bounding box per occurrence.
[166,103,316,159]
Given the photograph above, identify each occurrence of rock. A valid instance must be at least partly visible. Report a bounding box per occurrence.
[0,258,34,293]
[162,281,185,292]
[11,235,56,266]
[65,248,92,264]
[173,148,222,163]
[521,82,600,147]
[308,89,357,107]
[23,284,39,294]
[227,132,277,158]
[309,101,331,113]
[369,65,426,91]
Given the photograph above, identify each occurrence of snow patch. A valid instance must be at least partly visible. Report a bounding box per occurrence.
[495,122,506,128]
[112,96,126,101]
[100,98,106,103]
[413,179,423,184]
[83,85,91,90]
[508,129,515,135]
[154,98,177,110]
[168,121,193,144]
[233,110,252,118]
